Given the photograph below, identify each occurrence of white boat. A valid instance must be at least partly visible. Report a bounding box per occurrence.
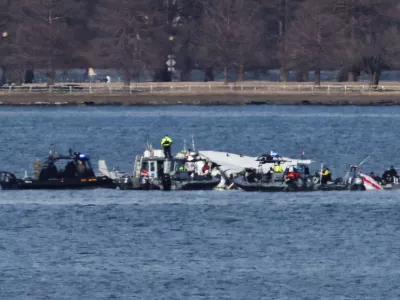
[98,146,221,190]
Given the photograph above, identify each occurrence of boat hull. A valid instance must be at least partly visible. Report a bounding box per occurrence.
[381,183,400,190]
[233,176,362,192]
[176,177,221,190]
[0,172,115,190]
[317,183,364,191]
[114,172,221,191]
[233,176,313,192]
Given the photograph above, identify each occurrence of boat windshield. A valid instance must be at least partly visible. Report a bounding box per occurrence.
[141,161,149,171]
[150,162,156,172]
[84,159,94,171]
[296,164,310,174]
[296,165,305,173]
[174,160,185,171]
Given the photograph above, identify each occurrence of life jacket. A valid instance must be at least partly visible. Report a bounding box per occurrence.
[202,164,210,172]
[322,169,331,176]
[287,171,301,180]
[161,137,173,147]
[293,172,301,179]
[273,165,283,173]
[287,172,295,180]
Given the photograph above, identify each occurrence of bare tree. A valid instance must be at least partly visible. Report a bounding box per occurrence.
[196,0,265,83]
[259,0,304,82]
[285,0,343,85]
[89,0,167,85]
[11,0,85,85]
[0,0,25,84]
[172,0,205,81]
[332,0,400,85]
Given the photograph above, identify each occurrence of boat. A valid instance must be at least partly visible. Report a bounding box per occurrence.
[172,150,221,190]
[0,149,115,190]
[232,163,366,192]
[318,165,366,191]
[99,145,221,191]
[232,161,317,192]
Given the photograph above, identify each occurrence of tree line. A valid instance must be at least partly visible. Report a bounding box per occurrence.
[0,0,399,86]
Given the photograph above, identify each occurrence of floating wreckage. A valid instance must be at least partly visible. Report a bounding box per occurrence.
[197,151,312,189]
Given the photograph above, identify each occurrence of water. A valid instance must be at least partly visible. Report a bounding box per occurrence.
[1,105,400,299]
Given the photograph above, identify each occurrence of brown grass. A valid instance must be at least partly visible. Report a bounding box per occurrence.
[1,92,400,106]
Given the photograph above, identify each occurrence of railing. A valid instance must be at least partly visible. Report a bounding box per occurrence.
[0,83,399,95]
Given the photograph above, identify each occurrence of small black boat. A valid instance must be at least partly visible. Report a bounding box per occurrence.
[0,149,115,190]
[232,163,317,192]
[233,174,314,192]
[232,163,365,192]
[172,171,221,190]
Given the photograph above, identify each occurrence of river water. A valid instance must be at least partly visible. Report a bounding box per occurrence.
[1,105,400,299]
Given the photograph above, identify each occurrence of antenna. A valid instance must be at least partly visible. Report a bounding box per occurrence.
[183,139,187,151]
[320,163,323,183]
[359,155,370,166]
[192,135,195,152]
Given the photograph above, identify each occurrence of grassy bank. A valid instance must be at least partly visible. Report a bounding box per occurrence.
[1,81,400,106]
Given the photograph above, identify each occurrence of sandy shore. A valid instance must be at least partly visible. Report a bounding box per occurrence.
[1,81,400,106]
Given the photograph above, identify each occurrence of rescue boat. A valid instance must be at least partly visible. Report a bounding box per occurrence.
[99,145,221,190]
[0,150,115,190]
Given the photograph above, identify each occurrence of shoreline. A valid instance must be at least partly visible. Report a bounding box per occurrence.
[1,81,400,106]
[1,93,400,106]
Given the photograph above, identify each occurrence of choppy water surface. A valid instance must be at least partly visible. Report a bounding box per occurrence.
[1,105,400,299]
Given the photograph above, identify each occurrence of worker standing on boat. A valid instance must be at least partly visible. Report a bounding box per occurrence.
[321,167,332,184]
[34,159,41,179]
[77,160,86,177]
[388,166,398,178]
[273,162,284,173]
[161,135,173,158]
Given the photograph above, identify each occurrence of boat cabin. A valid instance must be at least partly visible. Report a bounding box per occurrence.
[288,163,310,176]
[256,153,285,165]
[244,162,311,184]
[138,149,169,179]
[38,152,95,180]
